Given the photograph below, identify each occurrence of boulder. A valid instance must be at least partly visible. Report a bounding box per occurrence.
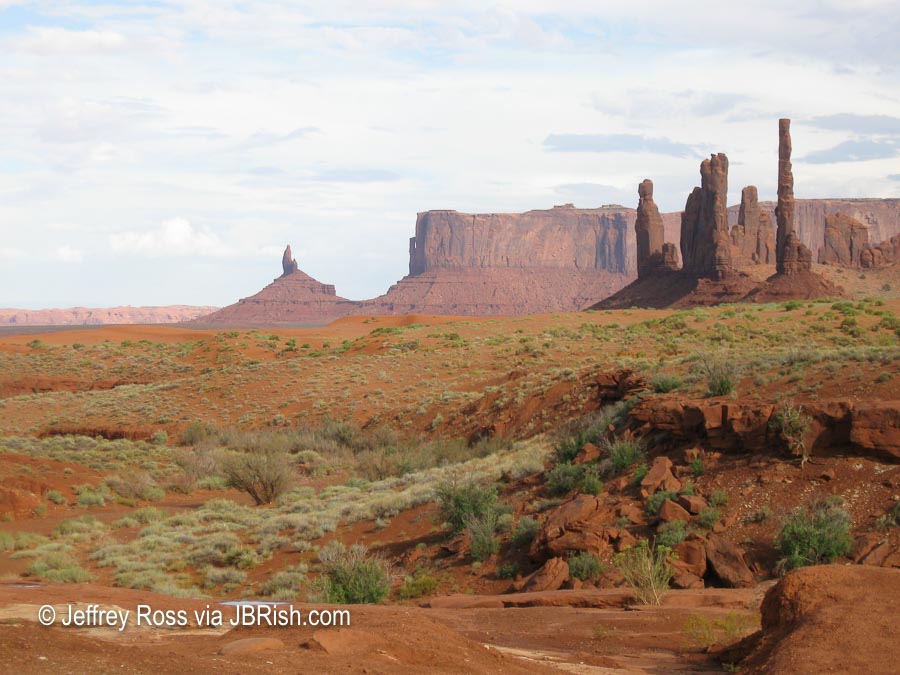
[530,494,608,559]
[850,401,900,461]
[574,442,602,465]
[658,499,691,523]
[705,533,754,588]
[640,456,676,494]
[674,538,708,578]
[677,495,708,515]
[516,557,570,593]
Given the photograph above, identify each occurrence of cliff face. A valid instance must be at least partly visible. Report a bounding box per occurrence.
[0,306,219,326]
[408,205,633,276]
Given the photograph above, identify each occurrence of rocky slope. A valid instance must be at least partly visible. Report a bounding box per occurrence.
[0,306,218,326]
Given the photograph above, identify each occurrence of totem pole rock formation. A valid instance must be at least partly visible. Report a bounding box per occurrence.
[281,245,299,276]
[636,179,678,277]
[775,118,811,275]
[680,152,733,280]
[732,185,774,265]
[818,213,869,267]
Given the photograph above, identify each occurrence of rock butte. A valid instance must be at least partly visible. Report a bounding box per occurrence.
[198,120,900,325]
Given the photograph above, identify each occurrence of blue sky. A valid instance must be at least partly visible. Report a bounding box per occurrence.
[1,0,899,308]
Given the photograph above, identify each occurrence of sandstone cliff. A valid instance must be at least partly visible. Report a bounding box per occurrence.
[860,233,900,268]
[0,306,219,326]
[818,213,869,267]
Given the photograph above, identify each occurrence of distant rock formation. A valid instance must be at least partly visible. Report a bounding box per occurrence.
[818,213,869,267]
[198,246,356,326]
[0,306,219,326]
[731,186,774,265]
[860,233,900,268]
[281,245,299,276]
[680,153,733,280]
[366,206,637,316]
[775,119,812,275]
[636,179,678,277]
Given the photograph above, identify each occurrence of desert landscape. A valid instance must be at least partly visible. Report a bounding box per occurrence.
[2,2,900,674]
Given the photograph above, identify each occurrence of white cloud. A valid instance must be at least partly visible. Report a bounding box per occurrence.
[0,248,26,259]
[53,246,84,263]
[14,27,127,55]
[109,218,233,257]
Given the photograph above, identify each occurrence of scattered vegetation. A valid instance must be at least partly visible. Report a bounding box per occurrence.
[315,542,391,604]
[776,498,852,572]
[613,541,673,606]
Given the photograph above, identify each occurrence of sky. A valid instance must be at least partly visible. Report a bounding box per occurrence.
[1,1,899,308]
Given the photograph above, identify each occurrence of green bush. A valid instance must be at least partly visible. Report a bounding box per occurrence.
[466,512,500,562]
[770,401,813,466]
[689,457,705,477]
[656,520,687,548]
[697,508,721,530]
[398,568,441,599]
[695,353,740,397]
[26,553,93,583]
[776,498,852,572]
[44,490,67,505]
[258,565,308,600]
[222,446,293,505]
[436,477,498,532]
[512,516,541,547]
[614,541,673,605]
[632,463,648,485]
[709,490,729,507]
[546,463,602,496]
[568,551,603,581]
[317,542,391,604]
[651,374,683,393]
[607,438,645,474]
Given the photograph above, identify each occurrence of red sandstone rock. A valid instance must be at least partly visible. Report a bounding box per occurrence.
[673,538,708,578]
[849,401,900,461]
[640,456,676,494]
[732,185,775,265]
[657,499,691,523]
[573,442,602,465]
[636,179,677,277]
[860,233,900,268]
[818,213,869,267]
[681,153,733,280]
[775,118,796,274]
[281,244,299,276]
[677,495,708,515]
[515,557,570,592]
[705,533,755,588]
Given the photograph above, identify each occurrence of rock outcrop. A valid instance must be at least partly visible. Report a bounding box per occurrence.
[860,233,900,268]
[731,186,774,265]
[681,153,733,280]
[818,213,869,266]
[0,306,219,326]
[197,246,357,326]
[775,119,812,275]
[636,180,678,277]
[281,245,299,276]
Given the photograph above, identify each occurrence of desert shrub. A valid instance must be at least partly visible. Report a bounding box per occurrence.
[182,421,218,446]
[26,553,93,583]
[258,564,308,600]
[74,484,109,507]
[436,477,498,532]
[651,374,683,393]
[222,446,293,505]
[694,352,740,397]
[656,520,688,548]
[512,516,541,547]
[150,431,168,446]
[646,490,677,515]
[632,463,648,485]
[173,443,223,485]
[697,508,721,530]
[614,540,673,605]
[606,437,645,475]
[316,542,391,604]
[709,490,729,507]
[776,498,852,572]
[53,515,107,539]
[770,401,813,466]
[44,489,66,505]
[498,562,520,579]
[398,568,441,599]
[105,472,165,502]
[546,462,601,496]
[876,502,900,530]
[466,512,500,562]
[202,566,246,589]
[749,505,774,524]
[690,457,705,477]
[682,612,757,651]
[568,551,603,581]
[553,412,608,464]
